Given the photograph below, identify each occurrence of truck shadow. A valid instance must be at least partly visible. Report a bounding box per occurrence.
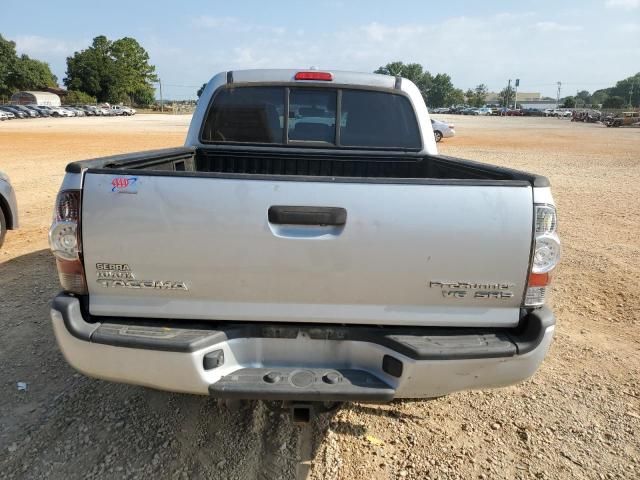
[1,248,386,480]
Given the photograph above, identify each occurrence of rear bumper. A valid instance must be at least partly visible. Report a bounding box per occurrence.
[50,294,555,401]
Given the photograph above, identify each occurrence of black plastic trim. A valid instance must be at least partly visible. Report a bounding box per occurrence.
[83,166,532,187]
[209,368,395,402]
[65,147,196,173]
[52,294,555,359]
[52,294,101,341]
[268,206,347,226]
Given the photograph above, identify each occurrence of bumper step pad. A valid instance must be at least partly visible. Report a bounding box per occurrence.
[209,368,395,402]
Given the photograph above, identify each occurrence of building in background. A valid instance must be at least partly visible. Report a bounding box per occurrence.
[10,91,61,106]
[485,92,542,103]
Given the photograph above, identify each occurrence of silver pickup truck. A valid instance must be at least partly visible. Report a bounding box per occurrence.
[49,69,560,410]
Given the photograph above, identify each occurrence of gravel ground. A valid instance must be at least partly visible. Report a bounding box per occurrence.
[0,114,638,479]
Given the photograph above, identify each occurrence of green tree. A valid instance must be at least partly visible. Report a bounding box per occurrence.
[499,85,515,107]
[0,34,57,97]
[602,95,626,108]
[65,35,157,106]
[64,90,97,104]
[375,61,433,100]
[464,89,474,105]
[8,55,57,91]
[575,90,591,107]
[447,88,465,106]
[197,83,207,98]
[468,84,488,107]
[561,96,576,108]
[427,73,455,108]
[591,89,608,107]
[590,73,640,108]
[0,34,17,97]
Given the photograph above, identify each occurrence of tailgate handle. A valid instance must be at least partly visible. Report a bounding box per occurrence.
[268,206,347,226]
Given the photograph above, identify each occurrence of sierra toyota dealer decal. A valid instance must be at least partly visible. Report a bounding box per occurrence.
[95,263,188,291]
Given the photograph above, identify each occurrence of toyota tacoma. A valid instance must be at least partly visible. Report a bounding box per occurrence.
[49,69,560,409]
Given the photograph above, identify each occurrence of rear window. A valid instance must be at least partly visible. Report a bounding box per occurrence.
[201,86,421,150]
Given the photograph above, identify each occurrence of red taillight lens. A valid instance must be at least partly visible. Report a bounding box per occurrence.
[294,71,333,81]
[49,189,87,294]
[55,190,80,222]
[524,205,560,307]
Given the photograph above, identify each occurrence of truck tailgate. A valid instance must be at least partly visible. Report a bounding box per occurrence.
[81,173,533,327]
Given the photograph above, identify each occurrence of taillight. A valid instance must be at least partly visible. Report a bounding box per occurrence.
[49,189,87,294]
[524,205,560,307]
[294,71,333,81]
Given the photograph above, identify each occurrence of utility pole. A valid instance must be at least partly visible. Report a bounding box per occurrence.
[556,81,562,108]
[629,80,635,108]
[506,79,512,108]
[158,78,164,112]
[514,78,519,109]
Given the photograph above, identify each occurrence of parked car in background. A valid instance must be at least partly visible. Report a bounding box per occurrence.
[111,105,136,116]
[522,108,546,117]
[505,109,523,116]
[48,106,74,117]
[544,109,571,118]
[0,106,27,118]
[11,105,39,118]
[475,107,492,116]
[0,110,11,121]
[462,107,479,115]
[605,111,640,127]
[0,170,18,248]
[430,107,451,114]
[68,107,86,116]
[431,118,455,142]
[78,106,96,116]
[26,105,51,117]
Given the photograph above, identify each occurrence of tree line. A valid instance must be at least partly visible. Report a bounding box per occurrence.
[376,61,639,110]
[0,34,58,98]
[561,73,640,109]
[0,33,157,106]
[374,61,492,108]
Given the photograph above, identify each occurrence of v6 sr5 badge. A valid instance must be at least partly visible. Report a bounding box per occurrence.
[111,175,139,194]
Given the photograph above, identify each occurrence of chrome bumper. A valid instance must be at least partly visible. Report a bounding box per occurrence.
[51,294,555,400]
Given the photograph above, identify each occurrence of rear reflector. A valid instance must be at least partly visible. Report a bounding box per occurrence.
[56,258,88,294]
[294,71,333,81]
[524,287,547,306]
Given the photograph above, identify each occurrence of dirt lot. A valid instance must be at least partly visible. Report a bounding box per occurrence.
[0,114,638,479]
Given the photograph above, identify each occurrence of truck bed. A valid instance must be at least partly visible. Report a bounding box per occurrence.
[66,146,549,186]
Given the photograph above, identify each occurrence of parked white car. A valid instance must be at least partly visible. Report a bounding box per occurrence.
[545,109,572,118]
[0,111,12,121]
[111,105,136,116]
[475,107,493,116]
[431,118,456,142]
[39,106,74,117]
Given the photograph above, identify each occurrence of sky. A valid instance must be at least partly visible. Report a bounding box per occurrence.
[1,0,639,100]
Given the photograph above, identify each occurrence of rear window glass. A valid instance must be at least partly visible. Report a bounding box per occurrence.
[340,90,420,148]
[288,89,336,143]
[202,86,421,149]
[202,87,284,143]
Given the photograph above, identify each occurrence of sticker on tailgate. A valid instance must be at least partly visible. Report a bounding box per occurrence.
[111,176,139,194]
